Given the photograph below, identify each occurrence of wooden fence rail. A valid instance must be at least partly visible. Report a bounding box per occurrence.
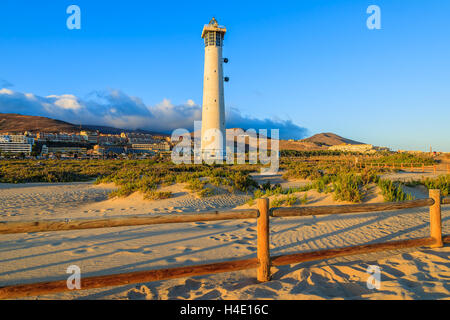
[0,209,259,235]
[271,199,434,218]
[0,191,448,299]
[284,159,450,174]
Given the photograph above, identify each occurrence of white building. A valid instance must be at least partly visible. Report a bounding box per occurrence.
[201,18,227,161]
[0,135,34,154]
[132,142,170,152]
[329,144,375,153]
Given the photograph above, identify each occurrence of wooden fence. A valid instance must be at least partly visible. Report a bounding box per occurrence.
[0,190,448,299]
[359,162,450,174]
[287,158,450,174]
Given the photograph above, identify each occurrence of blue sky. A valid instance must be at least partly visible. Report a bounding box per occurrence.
[0,0,449,151]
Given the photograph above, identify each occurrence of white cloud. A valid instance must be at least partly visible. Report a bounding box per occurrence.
[47,94,83,110]
[0,88,13,95]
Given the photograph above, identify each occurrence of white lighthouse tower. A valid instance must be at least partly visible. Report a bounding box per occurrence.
[201,18,228,161]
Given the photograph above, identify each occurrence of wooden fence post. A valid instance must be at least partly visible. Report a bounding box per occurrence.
[257,198,271,282]
[429,189,443,248]
[422,164,425,173]
[433,165,436,174]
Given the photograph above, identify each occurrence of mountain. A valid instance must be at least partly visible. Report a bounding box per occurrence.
[0,113,168,136]
[300,133,364,147]
[278,133,365,151]
[0,113,79,133]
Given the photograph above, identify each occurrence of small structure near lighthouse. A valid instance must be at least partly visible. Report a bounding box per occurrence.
[201,17,228,161]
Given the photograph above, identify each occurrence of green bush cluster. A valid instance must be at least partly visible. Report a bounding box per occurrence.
[144,191,173,200]
[0,159,122,183]
[332,173,363,203]
[378,179,414,202]
[95,162,259,199]
[421,175,450,196]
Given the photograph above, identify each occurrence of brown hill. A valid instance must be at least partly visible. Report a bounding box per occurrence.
[279,140,327,151]
[0,113,78,133]
[300,132,363,147]
[0,113,168,136]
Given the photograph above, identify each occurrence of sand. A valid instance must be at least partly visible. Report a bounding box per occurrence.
[0,173,448,300]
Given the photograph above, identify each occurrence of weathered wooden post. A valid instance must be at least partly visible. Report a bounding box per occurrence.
[257,198,271,282]
[422,164,425,173]
[433,165,436,174]
[429,189,443,248]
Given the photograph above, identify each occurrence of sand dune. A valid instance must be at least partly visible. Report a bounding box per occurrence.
[0,173,448,300]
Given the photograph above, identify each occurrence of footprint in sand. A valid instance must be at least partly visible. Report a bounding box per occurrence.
[127,285,153,300]
[167,279,202,299]
[72,248,94,254]
[176,246,201,253]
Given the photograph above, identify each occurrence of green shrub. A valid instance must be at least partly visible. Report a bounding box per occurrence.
[271,197,285,208]
[285,194,298,206]
[378,179,414,202]
[300,193,308,205]
[421,175,450,196]
[333,174,363,203]
[186,178,206,191]
[254,189,265,199]
[231,172,258,192]
[198,187,214,198]
[144,191,172,200]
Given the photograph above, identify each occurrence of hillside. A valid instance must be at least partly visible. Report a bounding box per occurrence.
[0,113,167,136]
[0,113,79,133]
[300,132,363,147]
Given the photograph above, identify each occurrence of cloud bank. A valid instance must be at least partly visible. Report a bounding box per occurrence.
[0,86,308,139]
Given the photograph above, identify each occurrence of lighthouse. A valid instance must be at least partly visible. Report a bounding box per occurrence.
[201,18,227,161]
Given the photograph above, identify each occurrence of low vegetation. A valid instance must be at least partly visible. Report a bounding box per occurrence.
[0,153,438,204]
[0,159,122,183]
[378,179,414,202]
[96,162,260,199]
[406,175,450,197]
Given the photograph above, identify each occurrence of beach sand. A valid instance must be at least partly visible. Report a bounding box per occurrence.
[0,173,448,300]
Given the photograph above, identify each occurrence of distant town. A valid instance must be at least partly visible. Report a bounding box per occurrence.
[0,131,171,159]
[0,129,443,161]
